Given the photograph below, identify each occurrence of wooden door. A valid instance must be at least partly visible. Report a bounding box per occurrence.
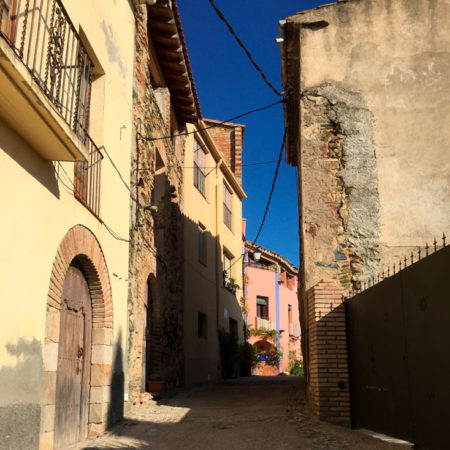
[54,265,92,449]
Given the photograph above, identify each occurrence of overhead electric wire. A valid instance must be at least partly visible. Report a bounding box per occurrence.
[252,127,287,246]
[227,127,287,271]
[137,99,283,142]
[207,0,282,98]
[135,159,279,172]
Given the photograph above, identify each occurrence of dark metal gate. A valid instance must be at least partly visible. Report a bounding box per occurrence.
[346,245,450,449]
[54,264,92,449]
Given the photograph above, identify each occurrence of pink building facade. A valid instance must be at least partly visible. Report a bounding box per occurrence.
[244,240,301,375]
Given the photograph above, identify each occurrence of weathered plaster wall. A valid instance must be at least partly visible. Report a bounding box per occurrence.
[287,0,450,289]
[300,83,379,290]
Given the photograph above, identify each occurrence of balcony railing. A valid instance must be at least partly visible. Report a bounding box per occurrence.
[0,0,93,141]
[289,322,300,337]
[256,317,275,331]
[74,135,102,217]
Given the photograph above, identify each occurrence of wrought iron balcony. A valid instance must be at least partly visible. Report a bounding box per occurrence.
[0,0,93,142]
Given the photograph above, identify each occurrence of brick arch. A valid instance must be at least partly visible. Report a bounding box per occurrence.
[40,225,113,448]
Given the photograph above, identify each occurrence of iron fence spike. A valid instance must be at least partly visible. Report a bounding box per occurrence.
[411,252,414,264]
[399,260,402,271]
[393,263,396,274]
[404,256,407,267]
[387,267,390,277]
[418,247,421,260]
[434,237,437,252]
[425,243,429,256]
[443,232,447,247]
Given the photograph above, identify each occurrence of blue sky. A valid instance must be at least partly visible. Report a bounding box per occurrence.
[178,1,335,267]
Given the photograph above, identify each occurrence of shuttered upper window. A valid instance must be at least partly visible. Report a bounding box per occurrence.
[194,139,206,196]
[223,183,232,229]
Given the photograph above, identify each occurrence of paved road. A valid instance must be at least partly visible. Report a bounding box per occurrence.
[80,377,409,450]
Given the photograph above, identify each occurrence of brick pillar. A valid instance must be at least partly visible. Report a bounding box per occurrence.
[306,280,350,426]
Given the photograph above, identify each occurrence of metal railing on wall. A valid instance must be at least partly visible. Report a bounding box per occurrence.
[0,0,93,141]
[351,233,447,297]
[74,136,102,218]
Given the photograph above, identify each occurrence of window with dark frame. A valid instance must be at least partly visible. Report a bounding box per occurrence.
[198,312,207,338]
[256,296,269,320]
[223,183,232,229]
[198,223,207,266]
[194,138,206,196]
[223,251,232,285]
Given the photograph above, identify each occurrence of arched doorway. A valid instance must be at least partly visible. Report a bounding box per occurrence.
[54,262,92,448]
[40,225,113,448]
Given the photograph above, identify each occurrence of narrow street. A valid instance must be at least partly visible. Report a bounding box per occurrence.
[80,377,408,450]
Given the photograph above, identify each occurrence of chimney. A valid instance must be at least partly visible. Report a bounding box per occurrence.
[203,119,245,185]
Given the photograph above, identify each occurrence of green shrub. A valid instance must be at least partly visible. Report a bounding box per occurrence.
[288,358,304,376]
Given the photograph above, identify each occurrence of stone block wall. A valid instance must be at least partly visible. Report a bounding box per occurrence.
[306,280,350,426]
[127,5,185,407]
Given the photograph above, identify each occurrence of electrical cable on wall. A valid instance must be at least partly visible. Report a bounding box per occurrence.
[136,159,279,172]
[207,0,282,98]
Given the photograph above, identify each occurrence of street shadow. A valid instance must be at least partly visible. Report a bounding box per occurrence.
[107,330,125,428]
[83,376,305,450]
[0,121,60,197]
[135,169,243,394]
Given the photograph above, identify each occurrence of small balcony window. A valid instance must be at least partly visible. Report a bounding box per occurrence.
[256,296,269,320]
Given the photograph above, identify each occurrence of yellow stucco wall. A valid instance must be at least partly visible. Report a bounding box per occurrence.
[183,123,245,386]
[0,0,134,405]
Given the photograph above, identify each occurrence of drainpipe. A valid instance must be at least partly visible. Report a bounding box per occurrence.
[242,244,248,342]
[275,270,280,374]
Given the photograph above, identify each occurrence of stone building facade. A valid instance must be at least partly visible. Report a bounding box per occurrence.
[126,1,201,404]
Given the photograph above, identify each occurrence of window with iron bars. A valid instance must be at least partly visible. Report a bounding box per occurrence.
[74,136,102,218]
[194,138,206,196]
[223,183,232,230]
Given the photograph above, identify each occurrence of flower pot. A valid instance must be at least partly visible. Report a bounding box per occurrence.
[147,380,164,393]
